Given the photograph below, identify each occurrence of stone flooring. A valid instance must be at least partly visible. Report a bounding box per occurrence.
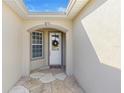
[16,68,84,93]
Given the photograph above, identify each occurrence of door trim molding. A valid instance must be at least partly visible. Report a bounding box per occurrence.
[48,31,63,67]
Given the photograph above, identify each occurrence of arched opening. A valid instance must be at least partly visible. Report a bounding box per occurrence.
[23,23,73,76]
[27,23,70,33]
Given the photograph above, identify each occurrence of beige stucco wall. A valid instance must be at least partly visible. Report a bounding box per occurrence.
[72,0,121,93]
[82,0,121,69]
[23,19,72,31]
[2,2,23,93]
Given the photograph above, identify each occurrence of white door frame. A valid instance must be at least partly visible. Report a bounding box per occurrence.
[48,32,62,67]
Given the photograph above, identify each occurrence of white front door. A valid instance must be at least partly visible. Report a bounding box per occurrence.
[49,32,62,65]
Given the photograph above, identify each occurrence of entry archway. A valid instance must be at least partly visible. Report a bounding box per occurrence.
[27,23,70,33]
[23,23,73,76]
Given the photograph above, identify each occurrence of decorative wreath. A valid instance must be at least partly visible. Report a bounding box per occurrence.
[52,40,59,47]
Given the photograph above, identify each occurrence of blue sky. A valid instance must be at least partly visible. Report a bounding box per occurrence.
[23,0,69,12]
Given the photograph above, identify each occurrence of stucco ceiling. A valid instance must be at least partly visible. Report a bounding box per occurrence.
[3,0,90,20]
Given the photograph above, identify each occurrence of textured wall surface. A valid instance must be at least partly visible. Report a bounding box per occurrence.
[72,0,121,93]
[3,2,23,93]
